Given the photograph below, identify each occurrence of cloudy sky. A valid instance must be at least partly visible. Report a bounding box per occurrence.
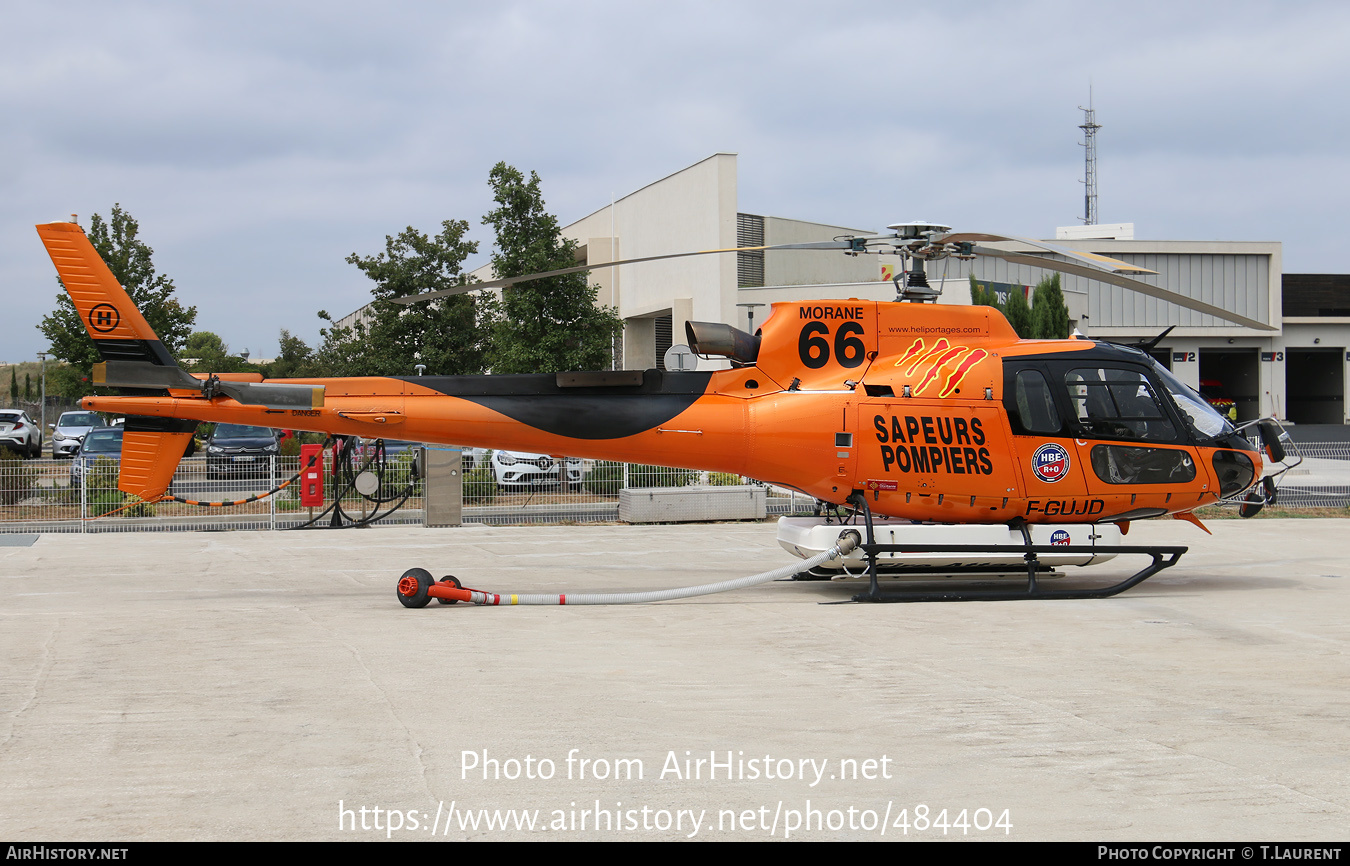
[3,1,1348,362]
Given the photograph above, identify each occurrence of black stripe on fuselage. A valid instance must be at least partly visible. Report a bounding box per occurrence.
[394,369,714,440]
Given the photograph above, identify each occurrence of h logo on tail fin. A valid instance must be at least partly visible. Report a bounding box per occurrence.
[89,303,121,333]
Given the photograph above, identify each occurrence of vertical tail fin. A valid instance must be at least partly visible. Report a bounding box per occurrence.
[35,220,177,366]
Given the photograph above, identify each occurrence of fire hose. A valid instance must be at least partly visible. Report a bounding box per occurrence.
[396,531,862,607]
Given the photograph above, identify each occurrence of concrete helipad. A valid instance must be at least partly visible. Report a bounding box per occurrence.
[1,519,1347,841]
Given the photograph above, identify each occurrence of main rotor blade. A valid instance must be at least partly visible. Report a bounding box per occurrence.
[392,241,855,305]
[939,232,1156,275]
[973,247,1276,331]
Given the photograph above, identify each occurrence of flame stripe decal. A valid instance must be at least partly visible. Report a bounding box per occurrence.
[916,347,969,394]
[891,339,991,398]
[896,338,928,368]
[939,348,989,398]
[904,338,951,377]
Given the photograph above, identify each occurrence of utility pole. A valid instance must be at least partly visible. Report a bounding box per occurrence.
[36,352,48,446]
[1078,89,1101,225]
[737,303,766,334]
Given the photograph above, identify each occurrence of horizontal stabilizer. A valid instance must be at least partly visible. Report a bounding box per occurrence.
[94,361,202,390]
[93,360,324,409]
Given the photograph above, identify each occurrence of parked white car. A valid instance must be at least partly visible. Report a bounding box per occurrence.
[460,446,489,470]
[491,450,583,488]
[0,410,43,458]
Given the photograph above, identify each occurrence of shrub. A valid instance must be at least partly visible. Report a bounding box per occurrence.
[627,463,696,488]
[584,462,698,493]
[76,457,155,517]
[119,496,157,518]
[277,472,303,510]
[583,461,623,495]
[86,457,126,517]
[0,448,36,506]
[707,471,743,486]
[380,450,422,498]
[463,464,497,504]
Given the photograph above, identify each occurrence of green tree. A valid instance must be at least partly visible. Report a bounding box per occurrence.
[24,373,32,402]
[8,368,16,405]
[1030,273,1071,339]
[482,163,621,374]
[317,221,486,377]
[264,330,321,379]
[47,364,87,404]
[183,331,228,368]
[969,273,999,308]
[37,205,197,399]
[179,331,260,374]
[1003,285,1034,338]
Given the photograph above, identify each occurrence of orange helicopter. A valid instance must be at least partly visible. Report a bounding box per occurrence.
[35,218,1291,604]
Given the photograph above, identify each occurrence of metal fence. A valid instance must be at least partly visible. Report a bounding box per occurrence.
[1,442,1343,535]
[0,452,424,534]
[0,450,810,533]
[1265,442,1350,508]
[1290,442,1350,461]
[459,455,809,525]
[1268,486,1350,509]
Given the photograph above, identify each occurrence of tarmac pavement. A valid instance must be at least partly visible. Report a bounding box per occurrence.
[1,518,1347,841]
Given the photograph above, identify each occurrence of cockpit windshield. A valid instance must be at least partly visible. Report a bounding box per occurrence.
[1149,359,1233,440]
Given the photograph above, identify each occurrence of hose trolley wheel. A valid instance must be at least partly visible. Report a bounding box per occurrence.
[397,568,435,608]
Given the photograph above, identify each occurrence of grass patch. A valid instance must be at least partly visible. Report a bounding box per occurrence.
[1194,504,1350,519]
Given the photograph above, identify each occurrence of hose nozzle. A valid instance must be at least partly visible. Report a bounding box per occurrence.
[833,530,862,557]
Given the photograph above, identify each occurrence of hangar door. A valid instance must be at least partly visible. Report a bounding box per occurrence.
[1286,348,1345,424]
[1199,349,1260,423]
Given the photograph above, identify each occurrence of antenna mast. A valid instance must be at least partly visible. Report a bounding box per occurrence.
[1078,90,1101,225]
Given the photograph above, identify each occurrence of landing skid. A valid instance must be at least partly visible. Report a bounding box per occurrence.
[840,494,1187,603]
[794,563,1064,581]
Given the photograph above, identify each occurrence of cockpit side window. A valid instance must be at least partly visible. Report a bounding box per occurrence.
[1152,362,1233,441]
[1007,368,1065,436]
[1065,368,1178,442]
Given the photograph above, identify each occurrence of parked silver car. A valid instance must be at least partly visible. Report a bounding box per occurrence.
[0,410,43,458]
[49,410,107,458]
